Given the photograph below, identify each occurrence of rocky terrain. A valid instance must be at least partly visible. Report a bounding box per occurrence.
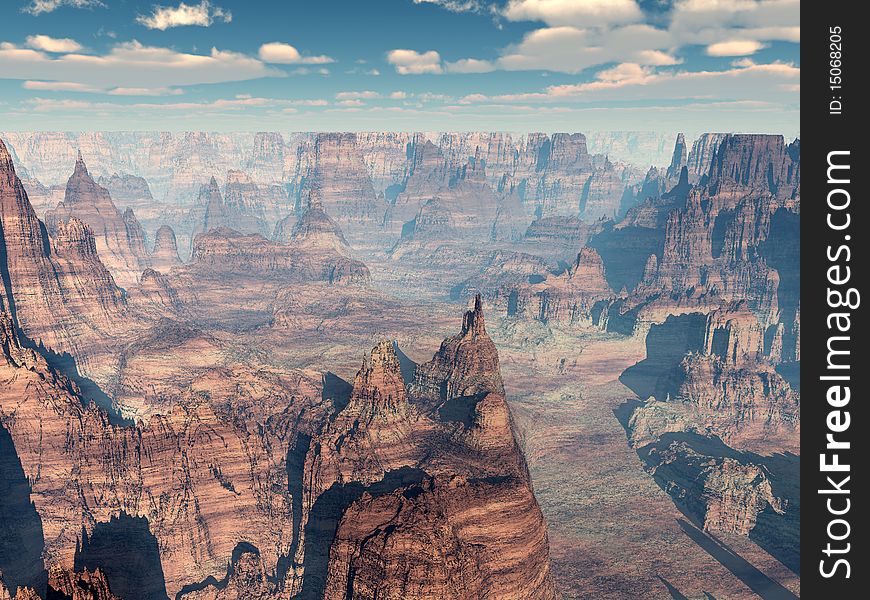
[1,131,800,600]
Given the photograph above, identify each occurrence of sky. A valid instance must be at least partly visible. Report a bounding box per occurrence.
[0,0,800,134]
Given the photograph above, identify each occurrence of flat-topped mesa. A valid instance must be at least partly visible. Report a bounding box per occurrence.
[414,294,504,403]
[221,169,270,235]
[707,134,800,200]
[667,133,688,180]
[305,132,384,226]
[191,226,370,284]
[547,132,592,172]
[96,173,153,204]
[45,154,149,287]
[150,224,182,271]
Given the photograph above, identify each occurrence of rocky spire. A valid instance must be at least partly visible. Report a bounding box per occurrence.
[461,293,487,339]
[350,340,409,415]
[414,294,504,402]
[0,139,15,176]
[667,133,688,179]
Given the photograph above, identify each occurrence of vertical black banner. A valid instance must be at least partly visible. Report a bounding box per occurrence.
[803,4,865,597]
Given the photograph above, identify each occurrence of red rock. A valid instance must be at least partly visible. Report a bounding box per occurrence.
[45,155,150,288]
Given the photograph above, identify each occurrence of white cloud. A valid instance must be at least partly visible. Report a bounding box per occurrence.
[258,42,335,65]
[418,0,797,76]
[108,87,184,96]
[497,25,673,73]
[137,1,231,30]
[503,0,643,27]
[23,80,100,92]
[22,0,105,15]
[335,90,381,100]
[0,40,284,88]
[459,60,799,104]
[413,0,489,13]
[445,58,496,73]
[25,34,83,53]
[706,39,767,56]
[389,91,408,99]
[386,49,443,74]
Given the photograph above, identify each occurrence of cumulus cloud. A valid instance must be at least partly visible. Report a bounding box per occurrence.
[415,0,797,76]
[335,90,381,100]
[258,42,335,65]
[137,1,231,30]
[445,58,496,73]
[387,49,443,74]
[21,0,104,15]
[503,0,643,27]
[25,34,82,53]
[706,39,767,56]
[497,25,673,73]
[0,40,284,89]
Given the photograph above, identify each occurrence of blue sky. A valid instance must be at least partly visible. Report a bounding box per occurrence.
[0,0,800,133]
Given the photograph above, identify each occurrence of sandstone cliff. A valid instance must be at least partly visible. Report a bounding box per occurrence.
[0,139,128,357]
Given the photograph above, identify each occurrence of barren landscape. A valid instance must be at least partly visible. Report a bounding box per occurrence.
[0,130,799,599]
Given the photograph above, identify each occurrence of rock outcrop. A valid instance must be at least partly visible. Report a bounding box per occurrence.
[288,297,557,599]
[666,133,688,180]
[0,139,127,356]
[191,200,370,285]
[301,133,386,237]
[96,173,154,205]
[44,155,150,288]
[149,224,183,271]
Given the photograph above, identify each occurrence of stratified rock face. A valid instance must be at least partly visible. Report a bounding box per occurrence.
[686,133,727,183]
[96,173,154,205]
[0,139,127,355]
[414,295,505,403]
[580,158,626,221]
[487,247,613,326]
[245,131,286,184]
[304,133,386,228]
[221,170,271,236]
[45,156,150,288]
[150,224,182,271]
[290,298,557,600]
[191,210,370,285]
[0,309,328,599]
[666,133,688,180]
[707,134,800,201]
[523,215,592,248]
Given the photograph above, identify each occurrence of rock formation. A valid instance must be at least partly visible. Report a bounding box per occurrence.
[191,199,370,285]
[287,297,557,599]
[44,155,150,288]
[0,139,127,356]
[149,225,183,271]
[301,133,386,237]
[666,133,688,180]
[96,173,154,206]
